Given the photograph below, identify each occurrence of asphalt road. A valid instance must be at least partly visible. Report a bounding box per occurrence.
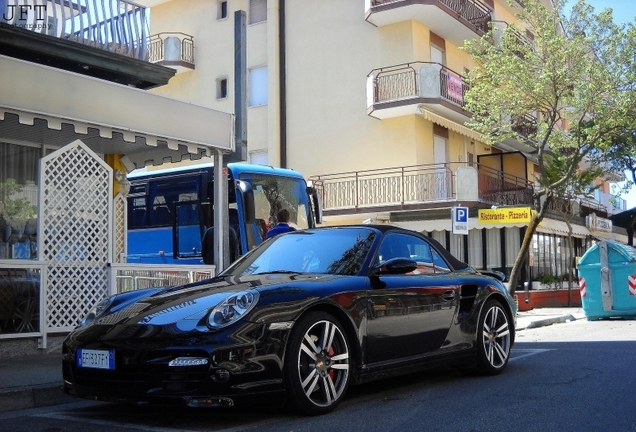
[1,319,635,432]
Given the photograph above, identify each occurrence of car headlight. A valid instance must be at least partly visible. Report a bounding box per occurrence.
[77,297,113,328]
[207,290,259,329]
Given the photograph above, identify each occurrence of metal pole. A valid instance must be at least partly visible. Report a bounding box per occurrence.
[213,151,228,272]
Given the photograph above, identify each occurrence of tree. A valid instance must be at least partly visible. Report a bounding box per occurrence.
[462,0,636,295]
[593,128,636,245]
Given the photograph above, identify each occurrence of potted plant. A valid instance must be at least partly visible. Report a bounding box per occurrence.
[0,180,37,244]
[535,274,562,290]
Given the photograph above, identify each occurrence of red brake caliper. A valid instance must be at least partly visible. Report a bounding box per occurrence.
[328,346,335,379]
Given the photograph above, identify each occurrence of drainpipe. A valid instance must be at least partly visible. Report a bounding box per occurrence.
[278,0,287,168]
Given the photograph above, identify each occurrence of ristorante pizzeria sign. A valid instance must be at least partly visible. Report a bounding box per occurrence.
[478,207,532,224]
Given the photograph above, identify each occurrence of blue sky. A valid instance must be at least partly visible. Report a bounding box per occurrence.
[580,0,636,23]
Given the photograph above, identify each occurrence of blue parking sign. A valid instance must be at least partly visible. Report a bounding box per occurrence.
[452,207,469,235]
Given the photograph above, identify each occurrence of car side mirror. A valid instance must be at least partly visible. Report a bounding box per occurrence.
[373,258,418,275]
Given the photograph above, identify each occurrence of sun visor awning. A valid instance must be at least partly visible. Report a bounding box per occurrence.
[393,217,528,232]
[418,107,482,142]
[0,55,234,168]
[537,218,591,238]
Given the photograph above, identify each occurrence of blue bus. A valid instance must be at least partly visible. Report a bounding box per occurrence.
[126,163,322,264]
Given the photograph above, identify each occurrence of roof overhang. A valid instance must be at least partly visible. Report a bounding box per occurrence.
[0,55,234,169]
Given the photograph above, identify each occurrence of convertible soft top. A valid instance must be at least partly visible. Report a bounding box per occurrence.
[327,224,470,272]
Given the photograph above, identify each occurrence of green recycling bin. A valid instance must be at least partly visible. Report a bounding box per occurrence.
[577,240,636,320]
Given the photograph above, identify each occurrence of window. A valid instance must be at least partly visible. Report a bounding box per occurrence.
[216,77,228,99]
[249,150,268,165]
[249,66,268,106]
[217,1,228,20]
[376,233,450,274]
[249,0,267,24]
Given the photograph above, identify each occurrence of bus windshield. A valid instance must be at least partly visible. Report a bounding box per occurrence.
[239,172,311,251]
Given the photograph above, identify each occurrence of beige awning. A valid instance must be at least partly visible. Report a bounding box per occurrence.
[418,107,482,142]
[393,217,528,232]
[0,55,234,169]
[537,218,591,239]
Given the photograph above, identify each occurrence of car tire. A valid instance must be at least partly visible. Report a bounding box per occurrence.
[284,311,351,415]
[474,299,512,375]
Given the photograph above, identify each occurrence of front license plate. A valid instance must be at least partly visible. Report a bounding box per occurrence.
[77,349,115,370]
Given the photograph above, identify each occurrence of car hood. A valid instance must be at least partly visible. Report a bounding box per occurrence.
[92,273,341,328]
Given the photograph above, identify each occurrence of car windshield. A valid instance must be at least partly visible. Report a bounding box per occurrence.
[226,228,376,276]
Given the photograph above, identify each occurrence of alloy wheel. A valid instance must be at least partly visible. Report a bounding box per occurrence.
[296,318,350,409]
[481,303,511,369]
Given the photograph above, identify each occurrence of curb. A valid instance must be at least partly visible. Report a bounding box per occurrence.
[0,384,75,413]
[523,314,577,330]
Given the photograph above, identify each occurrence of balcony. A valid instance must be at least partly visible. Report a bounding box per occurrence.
[478,164,534,207]
[490,20,533,57]
[0,0,174,88]
[309,162,534,215]
[367,62,471,122]
[148,32,195,74]
[365,0,492,47]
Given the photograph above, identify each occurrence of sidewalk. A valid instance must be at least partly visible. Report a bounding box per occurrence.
[0,307,587,413]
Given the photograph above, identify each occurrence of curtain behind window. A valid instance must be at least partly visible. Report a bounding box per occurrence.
[468,229,483,269]
[0,142,39,185]
[249,66,268,106]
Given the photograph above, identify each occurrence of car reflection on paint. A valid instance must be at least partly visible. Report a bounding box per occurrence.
[62,225,516,415]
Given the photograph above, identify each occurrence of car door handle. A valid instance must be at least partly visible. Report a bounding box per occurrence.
[442,290,456,301]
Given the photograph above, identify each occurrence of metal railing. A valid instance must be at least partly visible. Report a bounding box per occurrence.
[369,0,492,34]
[109,263,215,294]
[309,162,535,211]
[511,113,538,141]
[1,0,150,61]
[310,163,455,210]
[490,20,533,56]
[369,62,470,110]
[477,165,534,206]
[148,32,195,65]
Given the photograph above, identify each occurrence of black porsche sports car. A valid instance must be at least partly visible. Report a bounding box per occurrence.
[63,225,516,415]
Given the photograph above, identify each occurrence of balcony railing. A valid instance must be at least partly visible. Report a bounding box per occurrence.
[1,0,149,60]
[368,0,492,37]
[511,113,538,141]
[148,32,195,71]
[309,162,534,212]
[490,20,533,57]
[478,165,534,206]
[369,62,470,110]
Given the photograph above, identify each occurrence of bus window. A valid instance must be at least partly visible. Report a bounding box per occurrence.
[240,173,312,251]
[175,201,203,258]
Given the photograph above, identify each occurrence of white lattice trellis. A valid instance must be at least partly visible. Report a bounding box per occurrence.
[113,193,127,264]
[38,140,113,332]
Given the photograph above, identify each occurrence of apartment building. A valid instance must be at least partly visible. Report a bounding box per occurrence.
[143,0,627,287]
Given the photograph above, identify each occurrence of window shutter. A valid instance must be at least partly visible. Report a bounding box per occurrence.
[249,0,267,24]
